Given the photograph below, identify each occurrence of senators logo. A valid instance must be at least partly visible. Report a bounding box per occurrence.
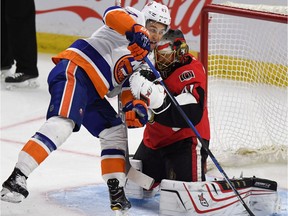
[114,55,138,84]
[179,70,195,82]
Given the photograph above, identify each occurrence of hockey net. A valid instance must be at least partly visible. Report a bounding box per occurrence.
[200,2,288,167]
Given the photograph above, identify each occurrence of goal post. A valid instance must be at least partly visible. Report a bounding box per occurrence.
[200,3,288,166]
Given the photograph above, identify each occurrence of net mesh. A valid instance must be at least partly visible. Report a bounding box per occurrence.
[204,3,288,167]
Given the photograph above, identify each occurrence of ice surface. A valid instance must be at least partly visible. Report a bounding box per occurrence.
[0,53,287,215]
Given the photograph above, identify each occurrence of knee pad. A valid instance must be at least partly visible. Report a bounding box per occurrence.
[99,124,127,151]
[38,116,75,148]
[16,116,74,176]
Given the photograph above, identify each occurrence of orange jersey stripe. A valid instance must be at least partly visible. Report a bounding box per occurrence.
[101,158,125,175]
[59,61,77,117]
[104,10,136,35]
[22,140,49,165]
[54,50,109,98]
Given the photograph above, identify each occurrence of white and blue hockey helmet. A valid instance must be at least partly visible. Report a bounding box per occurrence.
[141,1,171,28]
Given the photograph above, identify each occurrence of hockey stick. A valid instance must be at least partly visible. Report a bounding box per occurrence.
[114,0,154,191]
[144,57,255,216]
[118,96,155,190]
[115,0,121,6]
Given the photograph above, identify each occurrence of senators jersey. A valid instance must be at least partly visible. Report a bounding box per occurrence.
[52,6,145,99]
[143,54,210,149]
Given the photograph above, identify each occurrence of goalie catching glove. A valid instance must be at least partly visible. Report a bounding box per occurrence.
[122,100,148,128]
[129,68,166,109]
[126,24,150,61]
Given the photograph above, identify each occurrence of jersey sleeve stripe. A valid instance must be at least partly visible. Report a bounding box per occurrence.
[102,6,122,19]
[103,7,136,35]
[53,39,112,98]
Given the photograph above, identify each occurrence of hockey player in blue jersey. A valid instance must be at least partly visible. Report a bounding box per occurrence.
[1,1,171,213]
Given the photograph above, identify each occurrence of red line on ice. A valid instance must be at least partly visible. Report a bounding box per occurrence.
[0,116,45,130]
[0,138,100,158]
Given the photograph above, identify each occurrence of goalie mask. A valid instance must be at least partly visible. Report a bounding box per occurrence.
[155,29,189,78]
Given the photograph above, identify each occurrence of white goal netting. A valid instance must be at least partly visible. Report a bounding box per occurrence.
[201,3,288,167]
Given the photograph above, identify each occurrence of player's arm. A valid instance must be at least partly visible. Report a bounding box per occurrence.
[153,84,205,128]
[120,86,149,129]
[129,67,205,128]
[103,6,137,35]
[103,6,150,61]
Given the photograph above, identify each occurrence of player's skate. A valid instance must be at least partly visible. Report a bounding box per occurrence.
[107,178,131,214]
[1,168,29,203]
[5,73,39,90]
[0,68,12,81]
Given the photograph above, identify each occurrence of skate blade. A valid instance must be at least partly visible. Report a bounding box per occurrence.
[5,78,40,90]
[1,70,12,81]
[114,209,129,216]
[1,188,25,203]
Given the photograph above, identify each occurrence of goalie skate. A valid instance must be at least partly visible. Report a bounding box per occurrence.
[1,168,29,203]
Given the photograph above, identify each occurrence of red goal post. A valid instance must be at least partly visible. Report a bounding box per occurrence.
[200,3,288,166]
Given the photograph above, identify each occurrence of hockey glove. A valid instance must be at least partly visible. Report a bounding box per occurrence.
[126,24,150,61]
[129,70,165,109]
[122,100,148,128]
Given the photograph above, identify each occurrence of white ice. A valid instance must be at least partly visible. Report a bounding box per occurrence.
[0,53,287,216]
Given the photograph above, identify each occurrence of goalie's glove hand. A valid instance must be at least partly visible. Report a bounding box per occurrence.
[122,100,148,128]
[126,24,150,61]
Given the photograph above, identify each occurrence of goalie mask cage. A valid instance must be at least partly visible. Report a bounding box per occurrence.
[200,3,288,166]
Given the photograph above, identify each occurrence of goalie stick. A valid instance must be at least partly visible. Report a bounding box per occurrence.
[144,56,255,216]
[114,0,154,191]
[119,94,154,190]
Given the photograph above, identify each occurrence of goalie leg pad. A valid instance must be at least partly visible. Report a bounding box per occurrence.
[159,178,279,216]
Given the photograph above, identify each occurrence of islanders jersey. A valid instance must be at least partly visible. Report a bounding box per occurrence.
[52,6,146,99]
